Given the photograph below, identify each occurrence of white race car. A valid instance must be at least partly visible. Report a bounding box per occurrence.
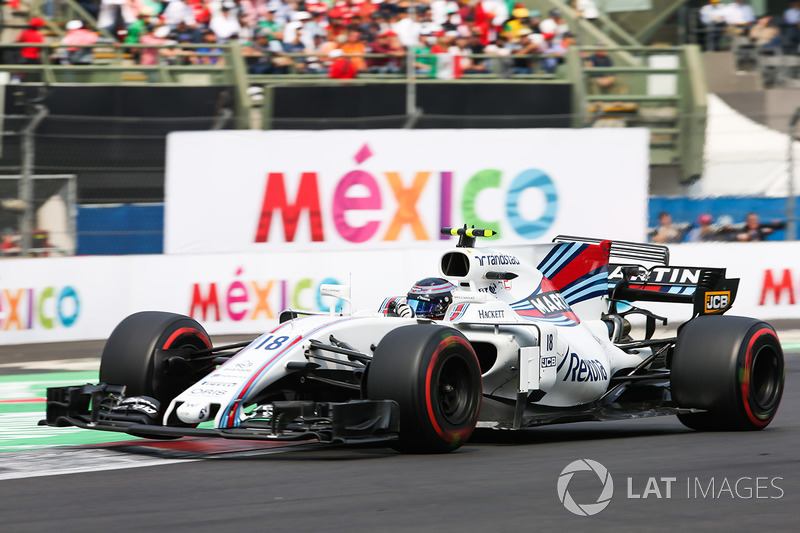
[44,227,785,453]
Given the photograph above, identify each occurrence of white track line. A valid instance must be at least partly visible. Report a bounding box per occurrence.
[0,445,297,481]
[0,359,99,372]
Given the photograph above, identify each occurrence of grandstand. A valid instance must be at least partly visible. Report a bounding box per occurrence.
[0,0,796,254]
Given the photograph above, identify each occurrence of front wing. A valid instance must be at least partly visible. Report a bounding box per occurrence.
[41,383,400,445]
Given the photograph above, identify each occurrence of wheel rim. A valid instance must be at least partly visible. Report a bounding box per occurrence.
[155,331,212,404]
[163,329,212,370]
[750,344,781,411]
[437,354,475,426]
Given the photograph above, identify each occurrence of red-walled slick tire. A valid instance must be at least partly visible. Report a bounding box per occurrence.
[366,325,482,453]
[671,315,784,431]
[99,311,213,411]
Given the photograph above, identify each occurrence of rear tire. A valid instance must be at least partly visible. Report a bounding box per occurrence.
[671,316,784,431]
[99,311,213,411]
[366,325,482,453]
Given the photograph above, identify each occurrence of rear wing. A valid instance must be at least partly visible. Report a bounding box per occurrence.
[553,235,739,317]
[609,265,739,317]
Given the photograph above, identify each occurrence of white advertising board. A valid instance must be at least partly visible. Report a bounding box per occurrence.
[0,248,441,345]
[2,242,799,346]
[164,129,650,255]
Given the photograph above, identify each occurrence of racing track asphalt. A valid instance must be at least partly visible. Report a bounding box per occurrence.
[0,338,798,532]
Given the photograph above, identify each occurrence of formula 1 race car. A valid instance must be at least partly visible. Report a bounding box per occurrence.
[43,227,785,453]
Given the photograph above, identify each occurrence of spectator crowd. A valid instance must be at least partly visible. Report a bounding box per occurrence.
[14,0,608,77]
[698,0,800,54]
[650,211,786,243]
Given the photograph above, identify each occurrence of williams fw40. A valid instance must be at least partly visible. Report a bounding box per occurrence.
[43,227,785,453]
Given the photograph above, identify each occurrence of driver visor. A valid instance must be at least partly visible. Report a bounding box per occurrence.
[407,298,435,316]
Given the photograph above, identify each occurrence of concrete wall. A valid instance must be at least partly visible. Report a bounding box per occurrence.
[765,89,800,133]
[718,89,800,134]
[704,51,800,135]
[703,51,763,93]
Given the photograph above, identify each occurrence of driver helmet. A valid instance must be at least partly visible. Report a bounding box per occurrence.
[407,278,456,319]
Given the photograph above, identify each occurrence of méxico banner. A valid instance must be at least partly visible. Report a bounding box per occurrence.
[164,129,650,255]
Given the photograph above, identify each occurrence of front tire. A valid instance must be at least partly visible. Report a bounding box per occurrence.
[99,311,213,411]
[671,316,784,431]
[366,325,482,453]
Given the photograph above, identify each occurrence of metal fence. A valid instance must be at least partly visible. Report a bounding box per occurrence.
[0,103,794,257]
[0,173,75,256]
[0,109,225,256]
